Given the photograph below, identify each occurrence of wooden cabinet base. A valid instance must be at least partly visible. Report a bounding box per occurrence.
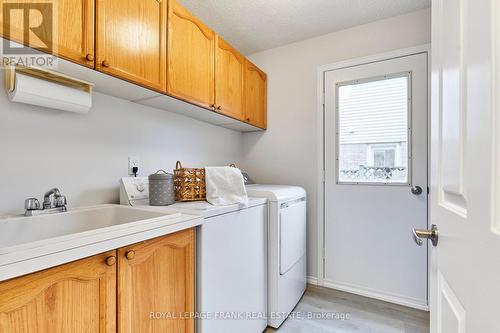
[0,229,195,333]
[118,228,195,333]
[0,251,116,333]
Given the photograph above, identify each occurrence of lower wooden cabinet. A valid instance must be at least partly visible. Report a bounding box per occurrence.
[0,229,195,333]
[118,228,195,333]
[0,251,117,333]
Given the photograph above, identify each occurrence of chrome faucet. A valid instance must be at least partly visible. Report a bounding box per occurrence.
[24,187,68,216]
[43,188,63,209]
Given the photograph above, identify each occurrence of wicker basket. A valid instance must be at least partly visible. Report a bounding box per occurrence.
[173,161,206,202]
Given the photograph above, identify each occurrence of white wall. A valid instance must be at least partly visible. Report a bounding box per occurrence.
[0,70,242,214]
[240,9,431,280]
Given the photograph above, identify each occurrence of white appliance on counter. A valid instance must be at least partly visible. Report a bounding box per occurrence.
[246,184,307,329]
[120,177,149,206]
[120,177,268,333]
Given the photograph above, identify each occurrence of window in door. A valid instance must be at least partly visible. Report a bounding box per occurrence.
[336,73,411,184]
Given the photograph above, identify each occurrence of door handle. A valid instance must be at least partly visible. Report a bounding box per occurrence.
[412,224,438,246]
[411,186,423,195]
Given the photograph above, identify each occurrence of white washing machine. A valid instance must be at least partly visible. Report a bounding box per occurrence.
[120,177,268,333]
[169,199,268,333]
[246,184,307,328]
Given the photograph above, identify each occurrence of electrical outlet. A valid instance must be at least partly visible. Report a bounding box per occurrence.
[128,156,140,175]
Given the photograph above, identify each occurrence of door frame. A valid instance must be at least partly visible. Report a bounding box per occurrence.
[315,45,431,306]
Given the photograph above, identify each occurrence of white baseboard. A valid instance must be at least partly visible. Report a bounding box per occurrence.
[322,279,429,311]
[307,276,319,285]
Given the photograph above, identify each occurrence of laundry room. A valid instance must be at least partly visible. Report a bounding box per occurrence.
[1,0,499,332]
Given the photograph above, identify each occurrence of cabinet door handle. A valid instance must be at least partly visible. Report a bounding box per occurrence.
[102,60,110,68]
[105,256,116,266]
[246,118,251,121]
[216,106,222,110]
[85,54,94,61]
[210,104,216,109]
[125,250,135,260]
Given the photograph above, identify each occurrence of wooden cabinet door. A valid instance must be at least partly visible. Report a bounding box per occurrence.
[167,0,215,109]
[244,60,267,129]
[118,228,195,333]
[0,0,94,67]
[0,251,117,333]
[215,36,245,120]
[96,0,167,92]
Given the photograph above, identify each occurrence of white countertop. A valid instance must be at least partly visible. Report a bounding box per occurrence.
[0,198,269,282]
[0,204,202,282]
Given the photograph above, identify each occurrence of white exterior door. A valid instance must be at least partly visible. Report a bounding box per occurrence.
[429,0,500,332]
[323,52,429,309]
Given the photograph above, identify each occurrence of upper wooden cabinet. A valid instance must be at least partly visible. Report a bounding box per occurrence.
[0,251,117,333]
[118,229,195,333]
[0,0,95,67]
[167,0,215,109]
[215,36,245,120]
[96,0,167,92]
[244,60,267,129]
[0,0,267,130]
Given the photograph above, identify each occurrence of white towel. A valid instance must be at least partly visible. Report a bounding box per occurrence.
[205,166,249,206]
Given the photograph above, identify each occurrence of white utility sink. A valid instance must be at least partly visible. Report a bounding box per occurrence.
[0,204,181,255]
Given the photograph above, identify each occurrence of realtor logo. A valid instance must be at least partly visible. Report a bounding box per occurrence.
[1,1,57,68]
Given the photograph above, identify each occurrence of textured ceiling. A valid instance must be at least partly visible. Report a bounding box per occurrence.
[177,0,431,55]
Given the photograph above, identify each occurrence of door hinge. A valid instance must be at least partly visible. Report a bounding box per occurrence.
[322,170,326,183]
[322,248,326,259]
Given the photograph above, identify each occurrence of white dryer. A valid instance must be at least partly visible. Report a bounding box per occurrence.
[246,184,307,328]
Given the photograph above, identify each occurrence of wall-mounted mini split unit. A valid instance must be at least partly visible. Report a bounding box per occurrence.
[4,65,94,114]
